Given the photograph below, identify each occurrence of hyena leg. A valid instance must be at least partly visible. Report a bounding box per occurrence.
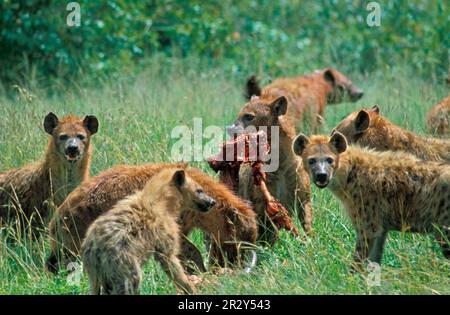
[434,227,450,259]
[179,235,207,273]
[253,195,278,245]
[352,229,375,270]
[103,274,141,295]
[155,253,195,294]
[101,260,142,295]
[297,199,313,236]
[368,230,388,264]
[294,184,313,236]
[208,241,223,269]
[46,247,76,274]
[258,213,279,246]
[45,250,60,274]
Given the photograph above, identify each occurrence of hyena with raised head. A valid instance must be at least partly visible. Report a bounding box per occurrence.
[0,112,98,233]
[293,131,450,266]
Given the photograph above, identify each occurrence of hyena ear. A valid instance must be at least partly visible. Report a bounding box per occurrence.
[355,110,370,133]
[271,96,288,116]
[329,131,348,154]
[293,133,310,156]
[323,68,335,85]
[44,112,59,135]
[371,105,380,114]
[173,170,186,187]
[83,115,99,135]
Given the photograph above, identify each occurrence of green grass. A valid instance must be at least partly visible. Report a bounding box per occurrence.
[0,62,448,295]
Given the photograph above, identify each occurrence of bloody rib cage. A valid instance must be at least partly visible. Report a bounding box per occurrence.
[207,130,299,240]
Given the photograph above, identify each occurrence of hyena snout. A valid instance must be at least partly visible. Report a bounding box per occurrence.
[195,192,216,212]
[310,161,333,188]
[64,138,83,161]
[349,86,364,102]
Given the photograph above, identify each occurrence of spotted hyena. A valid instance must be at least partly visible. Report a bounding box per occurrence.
[293,131,450,266]
[0,112,98,233]
[82,168,216,295]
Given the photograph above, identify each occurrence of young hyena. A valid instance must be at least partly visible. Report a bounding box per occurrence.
[293,131,450,266]
[245,68,363,132]
[227,95,312,243]
[81,168,216,295]
[0,112,98,232]
[334,105,450,162]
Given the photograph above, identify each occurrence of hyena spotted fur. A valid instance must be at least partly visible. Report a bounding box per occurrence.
[0,112,98,233]
[293,131,450,266]
[335,105,450,162]
[81,168,216,295]
[47,163,257,274]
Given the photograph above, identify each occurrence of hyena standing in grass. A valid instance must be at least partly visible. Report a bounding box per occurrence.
[0,112,98,233]
[227,95,313,243]
[334,105,450,162]
[81,168,216,295]
[293,131,450,266]
[245,68,363,132]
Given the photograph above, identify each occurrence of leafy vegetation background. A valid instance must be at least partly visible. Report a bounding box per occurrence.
[0,0,448,85]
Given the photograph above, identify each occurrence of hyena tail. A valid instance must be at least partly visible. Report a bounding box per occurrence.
[244,75,262,100]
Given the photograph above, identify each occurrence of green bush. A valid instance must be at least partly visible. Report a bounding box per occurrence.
[0,0,448,84]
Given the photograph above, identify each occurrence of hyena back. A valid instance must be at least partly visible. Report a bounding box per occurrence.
[334,105,450,162]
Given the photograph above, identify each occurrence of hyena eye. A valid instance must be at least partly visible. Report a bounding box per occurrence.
[326,158,334,165]
[77,134,85,140]
[308,158,316,165]
[59,135,68,141]
[243,114,255,121]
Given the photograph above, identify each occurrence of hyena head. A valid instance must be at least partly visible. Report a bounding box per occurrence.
[333,105,386,147]
[293,132,348,189]
[321,68,364,103]
[226,96,287,136]
[44,112,98,164]
[172,169,216,212]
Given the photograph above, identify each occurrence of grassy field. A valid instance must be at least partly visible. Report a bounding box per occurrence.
[0,62,448,295]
